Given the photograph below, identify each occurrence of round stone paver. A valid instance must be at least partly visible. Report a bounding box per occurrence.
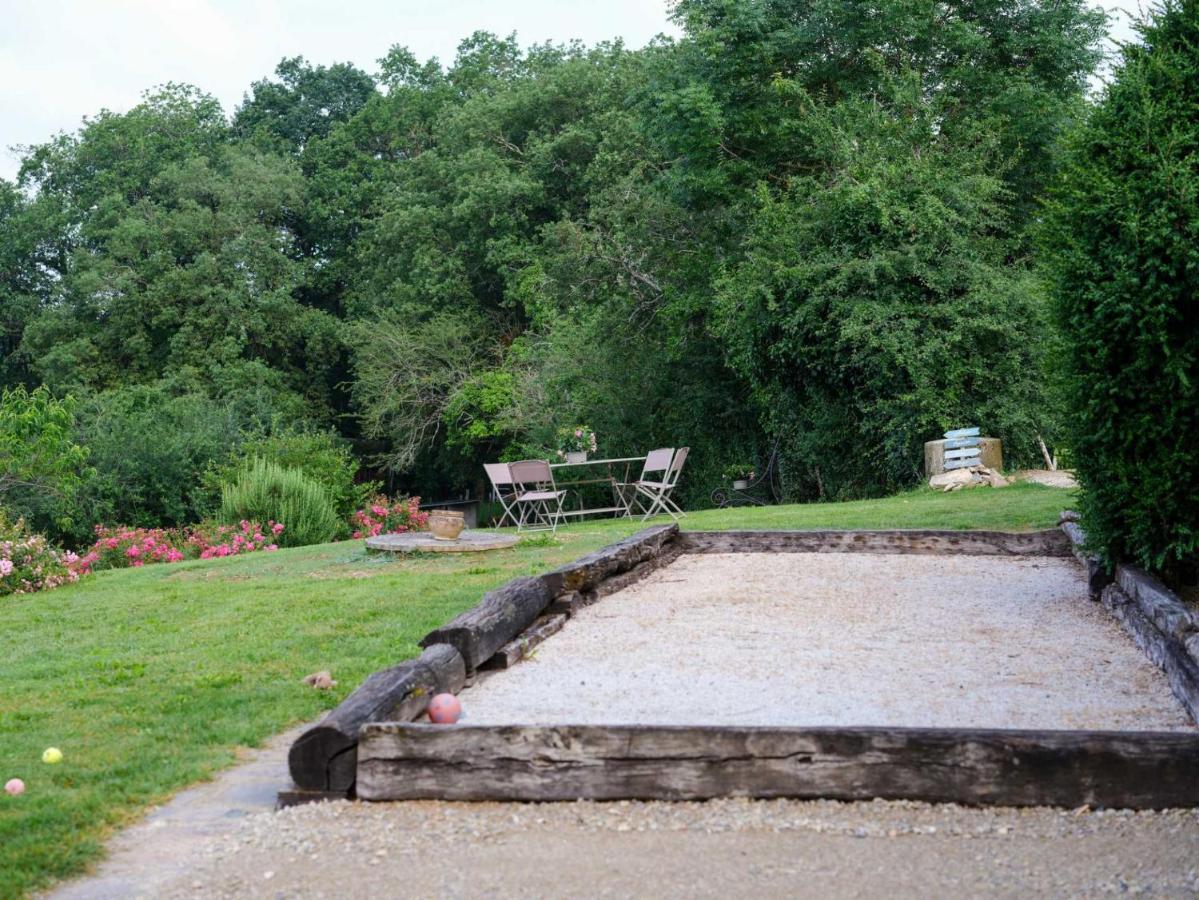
[364,531,519,553]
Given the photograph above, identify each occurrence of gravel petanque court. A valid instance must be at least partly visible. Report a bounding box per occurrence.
[459,552,1193,731]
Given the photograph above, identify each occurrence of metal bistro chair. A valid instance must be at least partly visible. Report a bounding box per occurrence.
[508,459,567,533]
[483,462,519,528]
[618,448,674,517]
[633,447,689,522]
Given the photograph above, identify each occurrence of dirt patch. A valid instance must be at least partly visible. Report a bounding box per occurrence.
[1016,469,1079,488]
[460,552,1191,731]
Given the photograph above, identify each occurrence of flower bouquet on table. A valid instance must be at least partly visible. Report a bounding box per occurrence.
[556,426,598,464]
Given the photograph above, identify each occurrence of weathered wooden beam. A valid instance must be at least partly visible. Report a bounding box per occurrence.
[287,643,465,792]
[1060,520,1111,600]
[679,529,1071,557]
[1100,584,1199,724]
[1116,565,1197,641]
[479,614,567,670]
[590,542,684,599]
[276,788,351,808]
[420,576,554,671]
[547,590,585,617]
[548,543,686,618]
[357,723,1199,809]
[544,524,679,594]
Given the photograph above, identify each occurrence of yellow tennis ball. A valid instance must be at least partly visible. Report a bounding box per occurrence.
[42,747,63,765]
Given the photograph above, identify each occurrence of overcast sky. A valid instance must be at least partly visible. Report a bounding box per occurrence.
[0,0,1148,183]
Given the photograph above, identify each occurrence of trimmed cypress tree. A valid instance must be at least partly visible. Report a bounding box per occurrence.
[1043,1,1199,576]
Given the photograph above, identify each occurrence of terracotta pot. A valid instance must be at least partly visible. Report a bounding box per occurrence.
[427,509,466,541]
[565,451,588,464]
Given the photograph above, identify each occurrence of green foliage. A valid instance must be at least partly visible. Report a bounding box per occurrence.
[349,311,499,472]
[715,117,1053,499]
[1042,1,1199,575]
[56,386,249,545]
[17,86,342,419]
[218,458,341,547]
[0,7,1111,526]
[201,427,376,521]
[233,56,376,154]
[0,386,90,532]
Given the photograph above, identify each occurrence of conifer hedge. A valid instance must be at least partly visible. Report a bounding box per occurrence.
[1043,1,1199,576]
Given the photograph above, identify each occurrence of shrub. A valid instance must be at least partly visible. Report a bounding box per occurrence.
[0,514,86,596]
[187,520,283,560]
[219,458,339,547]
[81,525,189,570]
[349,495,428,539]
[81,520,283,571]
[200,427,376,522]
[0,386,91,538]
[1041,2,1199,576]
[57,386,247,546]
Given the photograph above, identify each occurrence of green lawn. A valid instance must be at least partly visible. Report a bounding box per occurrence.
[0,484,1071,897]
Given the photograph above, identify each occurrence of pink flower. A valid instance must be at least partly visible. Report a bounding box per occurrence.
[0,559,13,576]
[271,523,285,535]
[126,545,141,558]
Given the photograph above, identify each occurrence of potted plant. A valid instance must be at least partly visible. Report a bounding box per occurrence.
[556,425,598,464]
[723,463,756,491]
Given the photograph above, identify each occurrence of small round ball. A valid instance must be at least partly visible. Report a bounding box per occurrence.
[42,747,63,765]
[5,778,25,796]
[427,693,462,724]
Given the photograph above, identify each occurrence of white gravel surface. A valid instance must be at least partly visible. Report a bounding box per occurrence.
[165,798,1199,899]
[461,553,1193,731]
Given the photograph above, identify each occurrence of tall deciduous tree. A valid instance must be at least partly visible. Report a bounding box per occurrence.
[17,86,342,419]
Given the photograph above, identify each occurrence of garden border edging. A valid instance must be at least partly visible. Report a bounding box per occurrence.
[284,524,680,799]
[1060,515,1199,721]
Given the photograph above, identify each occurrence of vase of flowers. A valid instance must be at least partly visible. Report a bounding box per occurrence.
[557,425,597,464]
[724,463,756,491]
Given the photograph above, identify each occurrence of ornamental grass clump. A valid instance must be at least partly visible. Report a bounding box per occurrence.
[219,458,340,548]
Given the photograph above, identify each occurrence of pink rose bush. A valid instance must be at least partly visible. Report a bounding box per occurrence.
[350,495,428,539]
[83,520,283,571]
[189,520,282,560]
[0,517,86,596]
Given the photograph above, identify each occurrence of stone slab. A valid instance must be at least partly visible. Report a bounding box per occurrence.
[364,531,519,553]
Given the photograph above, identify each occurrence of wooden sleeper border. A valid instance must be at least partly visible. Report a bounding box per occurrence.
[285,523,1199,808]
[286,524,680,796]
[357,724,1199,809]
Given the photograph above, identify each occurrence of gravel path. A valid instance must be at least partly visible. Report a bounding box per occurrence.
[166,798,1199,898]
[462,553,1192,730]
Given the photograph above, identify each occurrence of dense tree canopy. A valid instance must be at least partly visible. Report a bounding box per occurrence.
[0,1,1117,545]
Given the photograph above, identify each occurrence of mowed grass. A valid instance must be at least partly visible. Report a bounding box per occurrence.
[0,483,1071,896]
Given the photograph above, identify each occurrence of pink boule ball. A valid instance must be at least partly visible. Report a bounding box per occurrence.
[427,693,462,724]
[5,778,25,796]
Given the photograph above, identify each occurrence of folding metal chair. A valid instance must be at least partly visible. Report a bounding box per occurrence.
[618,448,674,517]
[483,463,519,528]
[508,459,567,533]
[634,446,689,521]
